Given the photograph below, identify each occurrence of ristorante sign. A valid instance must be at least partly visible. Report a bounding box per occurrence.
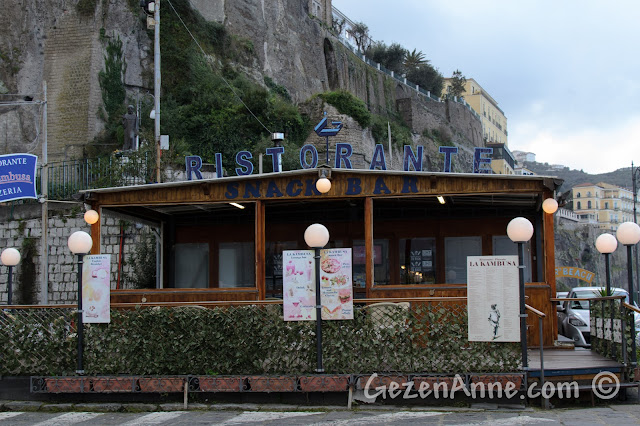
[185,144,494,181]
[0,154,38,203]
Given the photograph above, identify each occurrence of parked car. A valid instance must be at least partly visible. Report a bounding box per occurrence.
[557,287,640,347]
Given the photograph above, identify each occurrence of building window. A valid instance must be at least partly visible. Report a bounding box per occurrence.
[399,238,436,284]
[577,201,581,209]
[605,202,609,209]
[445,236,482,284]
[219,242,255,287]
[576,192,581,198]
[588,201,592,209]
[493,236,532,282]
[174,243,209,288]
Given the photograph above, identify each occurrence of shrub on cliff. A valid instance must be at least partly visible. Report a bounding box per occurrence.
[318,90,371,128]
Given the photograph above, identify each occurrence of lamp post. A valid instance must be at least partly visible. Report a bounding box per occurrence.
[67,231,93,374]
[507,217,534,370]
[304,223,330,373]
[616,222,640,305]
[1,248,21,305]
[316,169,332,194]
[595,233,617,295]
[632,162,640,300]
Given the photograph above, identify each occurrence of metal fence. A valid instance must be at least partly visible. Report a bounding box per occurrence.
[41,153,154,200]
[1,299,520,377]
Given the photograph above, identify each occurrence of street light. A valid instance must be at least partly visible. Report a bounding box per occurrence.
[542,198,558,214]
[507,217,534,370]
[595,233,617,295]
[316,169,331,194]
[84,209,99,225]
[67,231,93,374]
[616,222,640,305]
[304,223,330,373]
[1,248,21,305]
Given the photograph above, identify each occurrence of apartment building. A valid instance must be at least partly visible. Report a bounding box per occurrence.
[572,182,637,230]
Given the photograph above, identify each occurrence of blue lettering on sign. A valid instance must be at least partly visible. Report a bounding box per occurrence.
[0,153,37,203]
[266,180,284,198]
[225,182,239,199]
[300,144,318,169]
[373,176,391,194]
[286,179,303,197]
[439,146,458,173]
[369,144,387,170]
[235,151,253,176]
[266,147,285,172]
[243,182,261,198]
[185,155,203,180]
[403,145,423,171]
[304,179,322,196]
[215,153,223,178]
[334,143,353,169]
[346,178,362,195]
[474,147,493,174]
[401,176,418,194]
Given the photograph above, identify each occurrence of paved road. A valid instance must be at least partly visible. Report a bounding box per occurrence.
[1,405,640,425]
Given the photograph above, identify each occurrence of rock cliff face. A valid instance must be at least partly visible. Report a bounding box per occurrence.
[1,0,481,171]
[0,1,150,161]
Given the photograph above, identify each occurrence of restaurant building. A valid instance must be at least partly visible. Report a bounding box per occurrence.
[85,167,561,346]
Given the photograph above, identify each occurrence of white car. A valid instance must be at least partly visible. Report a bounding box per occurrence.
[558,287,640,347]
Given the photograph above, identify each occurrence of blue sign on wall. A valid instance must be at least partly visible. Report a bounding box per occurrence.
[0,154,38,202]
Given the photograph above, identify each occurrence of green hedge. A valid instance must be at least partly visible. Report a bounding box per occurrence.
[1,304,519,376]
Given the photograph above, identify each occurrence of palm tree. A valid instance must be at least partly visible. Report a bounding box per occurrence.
[403,49,428,73]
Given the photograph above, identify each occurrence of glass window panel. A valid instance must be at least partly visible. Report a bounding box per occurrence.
[445,237,482,284]
[492,236,532,282]
[353,239,389,286]
[399,238,436,284]
[174,243,209,288]
[265,241,297,298]
[219,242,255,288]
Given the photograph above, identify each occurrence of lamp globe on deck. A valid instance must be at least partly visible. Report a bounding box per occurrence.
[616,222,640,246]
[304,224,330,249]
[507,217,534,243]
[1,248,21,266]
[595,233,617,254]
[67,231,93,254]
[316,177,332,194]
[84,209,99,225]
[542,198,558,214]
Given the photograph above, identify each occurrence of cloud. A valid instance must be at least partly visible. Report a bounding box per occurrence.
[510,116,640,174]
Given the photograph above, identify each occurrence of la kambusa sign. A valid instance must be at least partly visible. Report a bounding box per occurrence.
[0,154,37,203]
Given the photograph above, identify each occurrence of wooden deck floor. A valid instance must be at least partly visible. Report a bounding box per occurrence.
[528,347,623,378]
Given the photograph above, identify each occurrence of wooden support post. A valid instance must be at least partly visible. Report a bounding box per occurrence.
[365,197,373,298]
[255,200,265,300]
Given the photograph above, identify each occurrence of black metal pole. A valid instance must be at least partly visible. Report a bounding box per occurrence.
[634,163,640,304]
[325,136,330,165]
[76,254,85,375]
[314,247,324,373]
[627,244,637,366]
[518,242,528,370]
[605,253,611,296]
[7,265,13,306]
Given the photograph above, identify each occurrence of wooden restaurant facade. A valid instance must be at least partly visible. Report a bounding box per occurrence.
[85,168,561,346]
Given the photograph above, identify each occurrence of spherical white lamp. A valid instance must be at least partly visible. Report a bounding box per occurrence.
[304,223,330,248]
[67,231,93,254]
[542,198,558,214]
[84,209,99,225]
[507,217,534,242]
[616,222,640,246]
[595,233,617,254]
[316,177,331,194]
[1,248,21,266]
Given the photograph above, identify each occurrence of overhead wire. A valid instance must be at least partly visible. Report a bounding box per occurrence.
[165,0,273,135]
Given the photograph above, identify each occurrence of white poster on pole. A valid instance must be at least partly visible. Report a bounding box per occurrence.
[283,248,353,321]
[82,254,111,323]
[467,256,519,342]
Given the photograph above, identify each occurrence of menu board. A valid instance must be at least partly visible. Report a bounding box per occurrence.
[467,255,519,342]
[283,249,353,321]
[82,255,111,323]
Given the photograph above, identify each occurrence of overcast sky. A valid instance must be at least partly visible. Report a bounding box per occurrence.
[333,1,640,174]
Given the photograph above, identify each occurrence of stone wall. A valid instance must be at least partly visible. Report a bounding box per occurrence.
[0,203,151,305]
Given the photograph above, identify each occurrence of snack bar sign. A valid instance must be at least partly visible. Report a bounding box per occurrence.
[0,154,37,203]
